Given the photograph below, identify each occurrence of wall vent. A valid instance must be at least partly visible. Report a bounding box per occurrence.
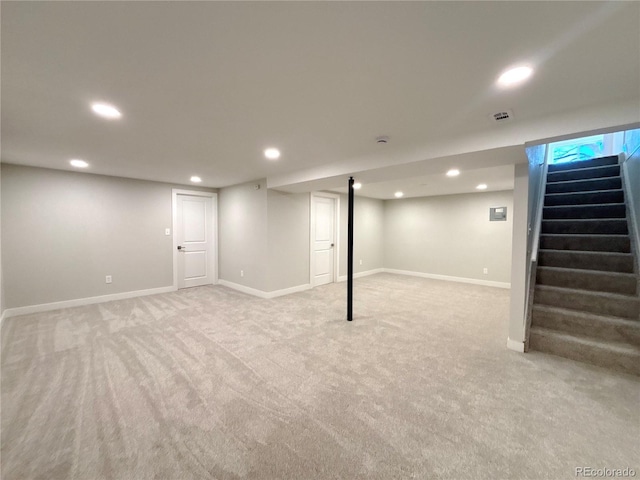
[491,109,514,123]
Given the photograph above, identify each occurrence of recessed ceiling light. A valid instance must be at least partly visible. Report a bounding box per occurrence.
[353,182,362,190]
[69,159,89,168]
[446,169,460,177]
[476,184,488,190]
[190,176,202,183]
[91,102,122,119]
[497,66,533,87]
[394,191,404,198]
[264,148,280,160]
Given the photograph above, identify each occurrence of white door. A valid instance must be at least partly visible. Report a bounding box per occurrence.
[176,194,214,288]
[312,195,336,286]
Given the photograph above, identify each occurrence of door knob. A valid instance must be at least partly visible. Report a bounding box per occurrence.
[177,246,184,250]
[331,243,335,247]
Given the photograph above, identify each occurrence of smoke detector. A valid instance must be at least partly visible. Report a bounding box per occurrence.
[490,109,514,123]
[376,135,389,144]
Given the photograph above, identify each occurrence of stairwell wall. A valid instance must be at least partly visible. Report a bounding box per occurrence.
[622,129,640,270]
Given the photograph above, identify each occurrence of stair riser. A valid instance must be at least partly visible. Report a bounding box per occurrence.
[542,220,628,235]
[536,268,638,295]
[546,177,622,194]
[544,190,624,206]
[529,330,640,376]
[532,309,640,344]
[540,235,631,253]
[547,156,619,172]
[543,204,626,219]
[534,288,639,319]
[547,165,620,183]
[539,251,634,273]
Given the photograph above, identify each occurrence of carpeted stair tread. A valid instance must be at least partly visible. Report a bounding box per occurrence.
[539,234,631,253]
[542,203,626,219]
[547,156,619,172]
[529,326,640,376]
[541,218,628,235]
[538,249,635,273]
[545,177,622,194]
[534,284,640,319]
[544,189,624,206]
[547,164,620,183]
[531,304,640,344]
[536,266,638,295]
[529,154,638,373]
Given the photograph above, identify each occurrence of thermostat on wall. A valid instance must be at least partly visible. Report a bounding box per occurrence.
[490,207,507,221]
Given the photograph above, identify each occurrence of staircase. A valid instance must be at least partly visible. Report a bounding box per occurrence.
[529,155,640,376]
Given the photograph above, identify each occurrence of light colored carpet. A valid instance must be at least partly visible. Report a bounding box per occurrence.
[1,273,638,479]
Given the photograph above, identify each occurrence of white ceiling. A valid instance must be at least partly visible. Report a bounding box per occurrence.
[333,165,515,200]
[2,2,639,196]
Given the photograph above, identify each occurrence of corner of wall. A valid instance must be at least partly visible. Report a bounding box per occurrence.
[218,178,269,291]
[266,189,311,292]
[508,163,530,346]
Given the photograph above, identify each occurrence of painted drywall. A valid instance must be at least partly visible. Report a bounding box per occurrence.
[384,190,514,283]
[1,164,216,309]
[525,144,547,259]
[623,128,640,265]
[267,190,310,291]
[338,194,385,277]
[508,164,530,348]
[218,179,269,291]
[0,164,4,318]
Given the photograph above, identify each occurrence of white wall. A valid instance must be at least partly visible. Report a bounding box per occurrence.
[383,190,513,284]
[267,189,310,291]
[2,164,514,310]
[218,179,269,291]
[622,128,640,267]
[1,164,216,309]
[218,181,311,293]
[0,164,4,318]
[338,194,385,277]
[508,164,530,351]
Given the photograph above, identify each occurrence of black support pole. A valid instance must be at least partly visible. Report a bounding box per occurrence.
[347,177,354,321]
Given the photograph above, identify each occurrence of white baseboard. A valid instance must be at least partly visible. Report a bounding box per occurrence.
[3,268,509,319]
[2,285,176,319]
[267,283,312,298]
[218,279,311,299]
[337,268,385,282]
[383,268,511,289]
[507,337,525,353]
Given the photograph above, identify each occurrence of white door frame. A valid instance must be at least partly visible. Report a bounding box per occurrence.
[172,189,218,289]
[309,192,340,286]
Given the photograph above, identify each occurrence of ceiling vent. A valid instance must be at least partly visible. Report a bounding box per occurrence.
[491,109,514,123]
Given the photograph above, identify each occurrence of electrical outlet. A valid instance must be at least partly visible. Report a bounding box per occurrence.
[106,275,112,284]
[483,268,488,275]
[165,228,171,236]
[240,270,244,277]
[359,259,363,265]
